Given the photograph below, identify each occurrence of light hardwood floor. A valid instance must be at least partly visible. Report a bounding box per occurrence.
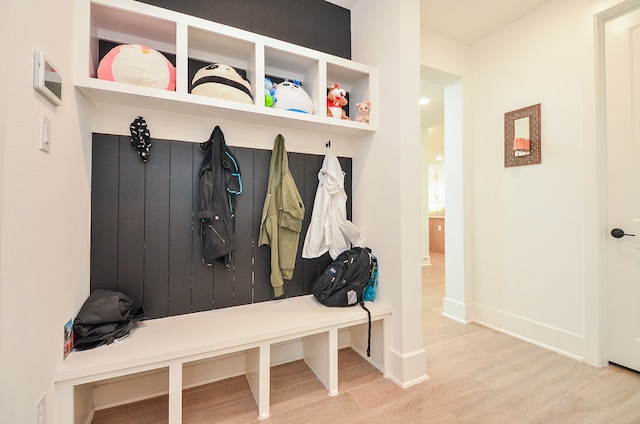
[92,252,640,423]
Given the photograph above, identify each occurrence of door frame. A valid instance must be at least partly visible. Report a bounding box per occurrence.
[584,0,640,367]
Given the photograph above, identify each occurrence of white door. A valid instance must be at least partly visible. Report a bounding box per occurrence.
[605,3,640,372]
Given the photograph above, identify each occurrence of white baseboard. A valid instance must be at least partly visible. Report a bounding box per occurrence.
[472,304,584,361]
[386,347,429,388]
[442,297,471,323]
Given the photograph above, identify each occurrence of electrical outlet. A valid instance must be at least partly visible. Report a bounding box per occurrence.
[36,393,46,424]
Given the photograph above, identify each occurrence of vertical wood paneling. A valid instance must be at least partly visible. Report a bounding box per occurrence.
[191,144,213,313]
[212,253,235,309]
[252,148,273,303]
[168,141,195,316]
[301,153,325,294]
[91,134,120,293]
[143,139,171,318]
[117,136,146,307]
[340,156,353,219]
[91,134,352,318]
[232,147,255,306]
[286,152,306,298]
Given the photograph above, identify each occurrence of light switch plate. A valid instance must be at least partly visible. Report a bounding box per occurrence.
[39,114,51,153]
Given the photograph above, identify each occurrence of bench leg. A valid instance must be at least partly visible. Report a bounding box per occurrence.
[382,316,390,377]
[303,329,338,396]
[246,344,270,419]
[169,362,182,424]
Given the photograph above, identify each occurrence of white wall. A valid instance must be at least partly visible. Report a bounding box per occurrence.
[422,0,628,364]
[471,0,588,356]
[0,1,93,423]
[352,0,428,386]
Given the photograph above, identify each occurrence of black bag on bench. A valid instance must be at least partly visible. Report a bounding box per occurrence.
[72,289,145,350]
[310,247,376,356]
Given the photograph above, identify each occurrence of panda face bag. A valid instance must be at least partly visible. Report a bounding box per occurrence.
[191,63,254,104]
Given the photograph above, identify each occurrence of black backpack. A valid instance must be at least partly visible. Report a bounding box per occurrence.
[72,289,145,350]
[310,247,376,356]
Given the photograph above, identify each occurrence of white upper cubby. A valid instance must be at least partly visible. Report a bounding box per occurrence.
[76,0,376,137]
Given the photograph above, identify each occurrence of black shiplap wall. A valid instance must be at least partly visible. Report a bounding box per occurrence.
[91,134,352,318]
[135,0,351,59]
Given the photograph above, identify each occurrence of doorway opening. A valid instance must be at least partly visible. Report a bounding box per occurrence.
[421,65,467,323]
[421,79,446,261]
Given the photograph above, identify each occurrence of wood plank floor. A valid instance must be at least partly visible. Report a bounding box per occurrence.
[92,252,640,423]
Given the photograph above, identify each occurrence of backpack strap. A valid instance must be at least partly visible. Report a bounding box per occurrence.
[360,301,371,357]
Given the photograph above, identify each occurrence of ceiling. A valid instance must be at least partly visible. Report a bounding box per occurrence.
[420,0,554,45]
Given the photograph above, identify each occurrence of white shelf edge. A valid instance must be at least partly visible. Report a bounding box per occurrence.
[77,79,377,138]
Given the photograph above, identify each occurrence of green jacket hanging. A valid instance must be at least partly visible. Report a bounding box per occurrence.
[258,134,305,297]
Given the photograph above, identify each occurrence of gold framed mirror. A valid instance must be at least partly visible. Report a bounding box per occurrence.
[504,103,541,167]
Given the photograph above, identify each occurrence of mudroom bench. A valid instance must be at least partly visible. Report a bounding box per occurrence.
[54,295,391,423]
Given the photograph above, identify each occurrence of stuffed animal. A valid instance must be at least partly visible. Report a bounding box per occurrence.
[97,44,176,91]
[355,101,371,123]
[191,63,253,104]
[272,79,313,114]
[326,83,349,120]
[264,78,276,107]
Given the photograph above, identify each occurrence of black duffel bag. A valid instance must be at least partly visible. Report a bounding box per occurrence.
[72,289,145,350]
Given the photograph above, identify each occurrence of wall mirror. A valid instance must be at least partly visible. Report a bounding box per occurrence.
[504,103,541,167]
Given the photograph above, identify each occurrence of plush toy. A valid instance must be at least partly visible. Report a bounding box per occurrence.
[97,44,176,91]
[272,79,313,114]
[326,83,349,120]
[264,78,276,107]
[355,101,371,123]
[191,63,253,104]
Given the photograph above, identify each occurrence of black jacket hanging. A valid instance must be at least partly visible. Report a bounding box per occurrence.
[197,126,242,267]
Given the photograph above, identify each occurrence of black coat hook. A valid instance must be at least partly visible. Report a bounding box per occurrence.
[326,140,331,148]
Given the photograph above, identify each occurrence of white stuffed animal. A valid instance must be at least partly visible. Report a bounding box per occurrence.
[272,79,314,114]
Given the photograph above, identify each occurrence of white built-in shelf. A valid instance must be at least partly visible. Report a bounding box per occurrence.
[76,0,377,138]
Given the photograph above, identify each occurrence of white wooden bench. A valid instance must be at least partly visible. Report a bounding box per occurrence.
[54,294,391,423]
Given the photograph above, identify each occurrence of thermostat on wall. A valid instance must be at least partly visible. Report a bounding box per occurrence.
[33,51,62,106]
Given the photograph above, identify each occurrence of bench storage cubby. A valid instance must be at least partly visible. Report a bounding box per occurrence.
[55,295,391,423]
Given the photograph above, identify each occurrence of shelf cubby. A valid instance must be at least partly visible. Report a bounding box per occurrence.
[76,0,376,138]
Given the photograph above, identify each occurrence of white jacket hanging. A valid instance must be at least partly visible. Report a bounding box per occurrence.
[302,147,364,259]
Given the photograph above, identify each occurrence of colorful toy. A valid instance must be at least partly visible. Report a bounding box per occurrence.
[264,78,276,107]
[191,63,253,104]
[97,44,176,91]
[272,79,313,114]
[355,101,371,123]
[326,83,349,120]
